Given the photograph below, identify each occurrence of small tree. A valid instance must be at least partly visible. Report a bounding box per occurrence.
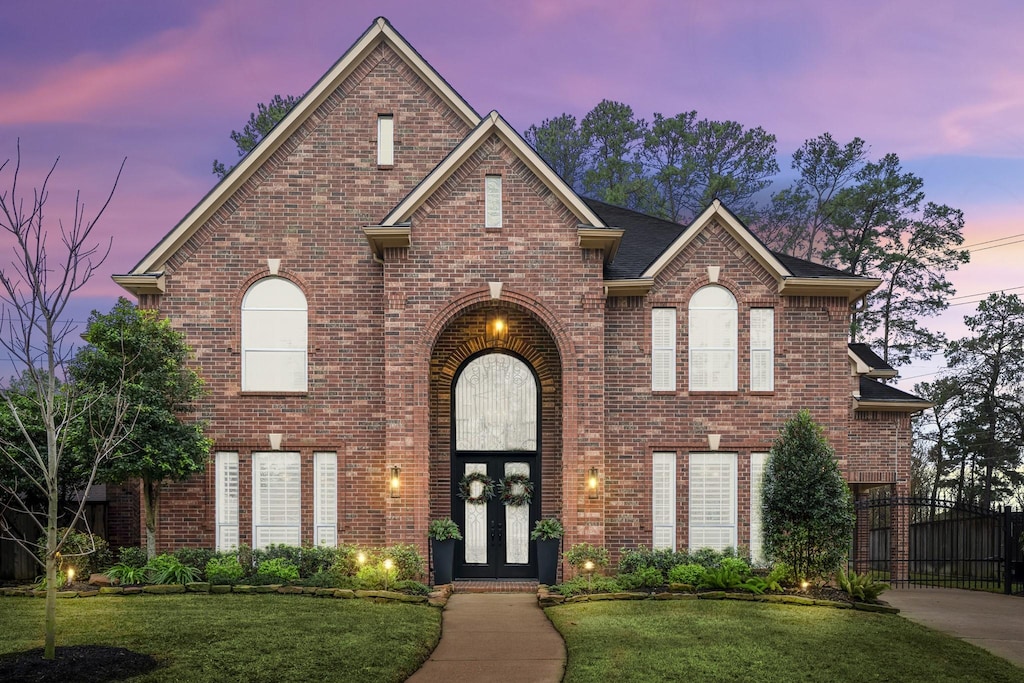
[71,298,211,558]
[212,94,299,178]
[762,410,854,583]
[0,143,129,659]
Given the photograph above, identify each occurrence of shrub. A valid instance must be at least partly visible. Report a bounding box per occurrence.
[763,411,854,584]
[837,568,890,602]
[105,562,148,585]
[699,567,744,590]
[719,557,751,577]
[618,546,690,574]
[146,554,201,584]
[616,567,664,590]
[255,557,300,584]
[667,563,706,585]
[394,579,431,595]
[299,546,338,578]
[205,556,245,585]
[118,546,148,569]
[174,547,216,576]
[37,527,111,577]
[357,564,398,590]
[380,544,425,582]
[553,575,621,597]
[564,543,610,574]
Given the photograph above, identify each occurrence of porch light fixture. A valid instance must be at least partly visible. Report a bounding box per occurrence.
[389,465,401,498]
[587,467,600,499]
[485,312,509,344]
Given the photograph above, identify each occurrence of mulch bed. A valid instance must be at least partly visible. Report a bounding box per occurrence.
[0,645,158,682]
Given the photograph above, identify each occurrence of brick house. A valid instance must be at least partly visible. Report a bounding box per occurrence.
[113,17,927,580]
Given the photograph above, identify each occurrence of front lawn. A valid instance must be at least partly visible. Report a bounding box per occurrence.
[0,594,440,682]
[547,599,1023,683]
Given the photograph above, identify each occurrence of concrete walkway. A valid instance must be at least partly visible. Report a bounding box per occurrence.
[407,593,566,682]
[885,588,1024,668]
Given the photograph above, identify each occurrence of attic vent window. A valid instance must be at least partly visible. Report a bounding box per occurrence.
[485,175,502,228]
[377,115,394,166]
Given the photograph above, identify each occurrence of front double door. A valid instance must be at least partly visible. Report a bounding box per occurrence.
[452,454,538,579]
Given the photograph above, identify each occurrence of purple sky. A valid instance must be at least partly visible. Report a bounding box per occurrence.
[2,0,1023,389]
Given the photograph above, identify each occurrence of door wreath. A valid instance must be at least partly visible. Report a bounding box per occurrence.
[498,474,534,507]
[457,472,495,505]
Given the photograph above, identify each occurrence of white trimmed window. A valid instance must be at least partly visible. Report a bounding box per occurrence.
[652,452,677,550]
[252,452,301,549]
[485,175,502,228]
[651,308,676,391]
[377,115,394,165]
[750,308,774,391]
[215,452,239,552]
[241,277,307,392]
[750,452,768,564]
[689,452,737,551]
[314,452,338,547]
[689,285,737,391]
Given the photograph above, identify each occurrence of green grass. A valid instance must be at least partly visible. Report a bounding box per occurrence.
[547,600,1024,683]
[0,595,441,682]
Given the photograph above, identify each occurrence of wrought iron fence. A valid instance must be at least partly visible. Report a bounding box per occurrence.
[851,492,1023,595]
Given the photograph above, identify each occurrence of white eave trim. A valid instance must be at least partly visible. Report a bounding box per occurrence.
[111,273,165,296]
[363,225,411,260]
[126,17,480,277]
[578,227,623,263]
[641,200,789,281]
[381,111,605,229]
[853,396,933,413]
[848,349,899,379]
[779,276,882,301]
[604,278,653,297]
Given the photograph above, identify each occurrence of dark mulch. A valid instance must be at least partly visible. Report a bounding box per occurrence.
[0,645,158,683]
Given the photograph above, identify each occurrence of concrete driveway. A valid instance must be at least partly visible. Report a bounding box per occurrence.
[885,588,1024,668]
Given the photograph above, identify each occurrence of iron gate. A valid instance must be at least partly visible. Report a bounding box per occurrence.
[851,493,1023,594]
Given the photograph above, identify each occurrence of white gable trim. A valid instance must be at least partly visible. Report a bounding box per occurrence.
[116,17,480,284]
[380,111,605,229]
[641,200,790,281]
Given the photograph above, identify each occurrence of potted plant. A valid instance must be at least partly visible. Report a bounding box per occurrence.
[428,518,462,585]
[531,518,563,585]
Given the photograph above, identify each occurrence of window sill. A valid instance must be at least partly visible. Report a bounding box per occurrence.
[239,391,309,397]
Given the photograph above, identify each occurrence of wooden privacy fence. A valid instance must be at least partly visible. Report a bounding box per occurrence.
[851,493,1023,595]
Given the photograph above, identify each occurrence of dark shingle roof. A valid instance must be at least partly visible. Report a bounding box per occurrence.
[848,343,896,374]
[583,198,867,281]
[858,377,929,405]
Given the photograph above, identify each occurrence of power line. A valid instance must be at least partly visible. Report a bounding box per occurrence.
[948,284,1024,302]
[962,232,1024,249]
[969,237,1024,253]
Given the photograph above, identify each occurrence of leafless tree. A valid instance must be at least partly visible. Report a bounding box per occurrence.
[0,141,130,659]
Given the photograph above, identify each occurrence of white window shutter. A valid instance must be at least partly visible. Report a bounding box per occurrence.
[215,452,239,551]
[485,176,502,228]
[252,452,302,549]
[652,452,677,550]
[750,309,774,391]
[749,452,768,564]
[314,452,338,547]
[377,115,394,165]
[651,308,676,391]
[689,452,737,551]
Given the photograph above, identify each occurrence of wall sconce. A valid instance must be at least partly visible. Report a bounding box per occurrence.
[485,313,509,344]
[389,465,401,498]
[587,467,600,499]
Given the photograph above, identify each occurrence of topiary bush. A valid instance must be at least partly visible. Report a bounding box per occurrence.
[667,563,706,585]
[762,410,855,584]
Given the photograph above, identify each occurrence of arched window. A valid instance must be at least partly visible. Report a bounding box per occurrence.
[689,285,737,391]
[241,277,307,391]
[454,352,537,451]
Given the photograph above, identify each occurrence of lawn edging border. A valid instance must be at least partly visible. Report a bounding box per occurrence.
[536,585,899,614]
[0,582,453,608]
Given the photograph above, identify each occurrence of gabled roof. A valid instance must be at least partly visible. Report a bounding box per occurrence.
[854,376,932,412]
[592,199,881,300]
[848,343,898,379]
[377,111,605,229]
[114,17,481,293]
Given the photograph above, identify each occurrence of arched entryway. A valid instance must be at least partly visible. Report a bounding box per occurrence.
[451,351,539,578]
[428,301,562,580]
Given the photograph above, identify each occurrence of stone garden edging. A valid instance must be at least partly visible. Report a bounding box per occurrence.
[0,582,452,608]
[536,586,899,614]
